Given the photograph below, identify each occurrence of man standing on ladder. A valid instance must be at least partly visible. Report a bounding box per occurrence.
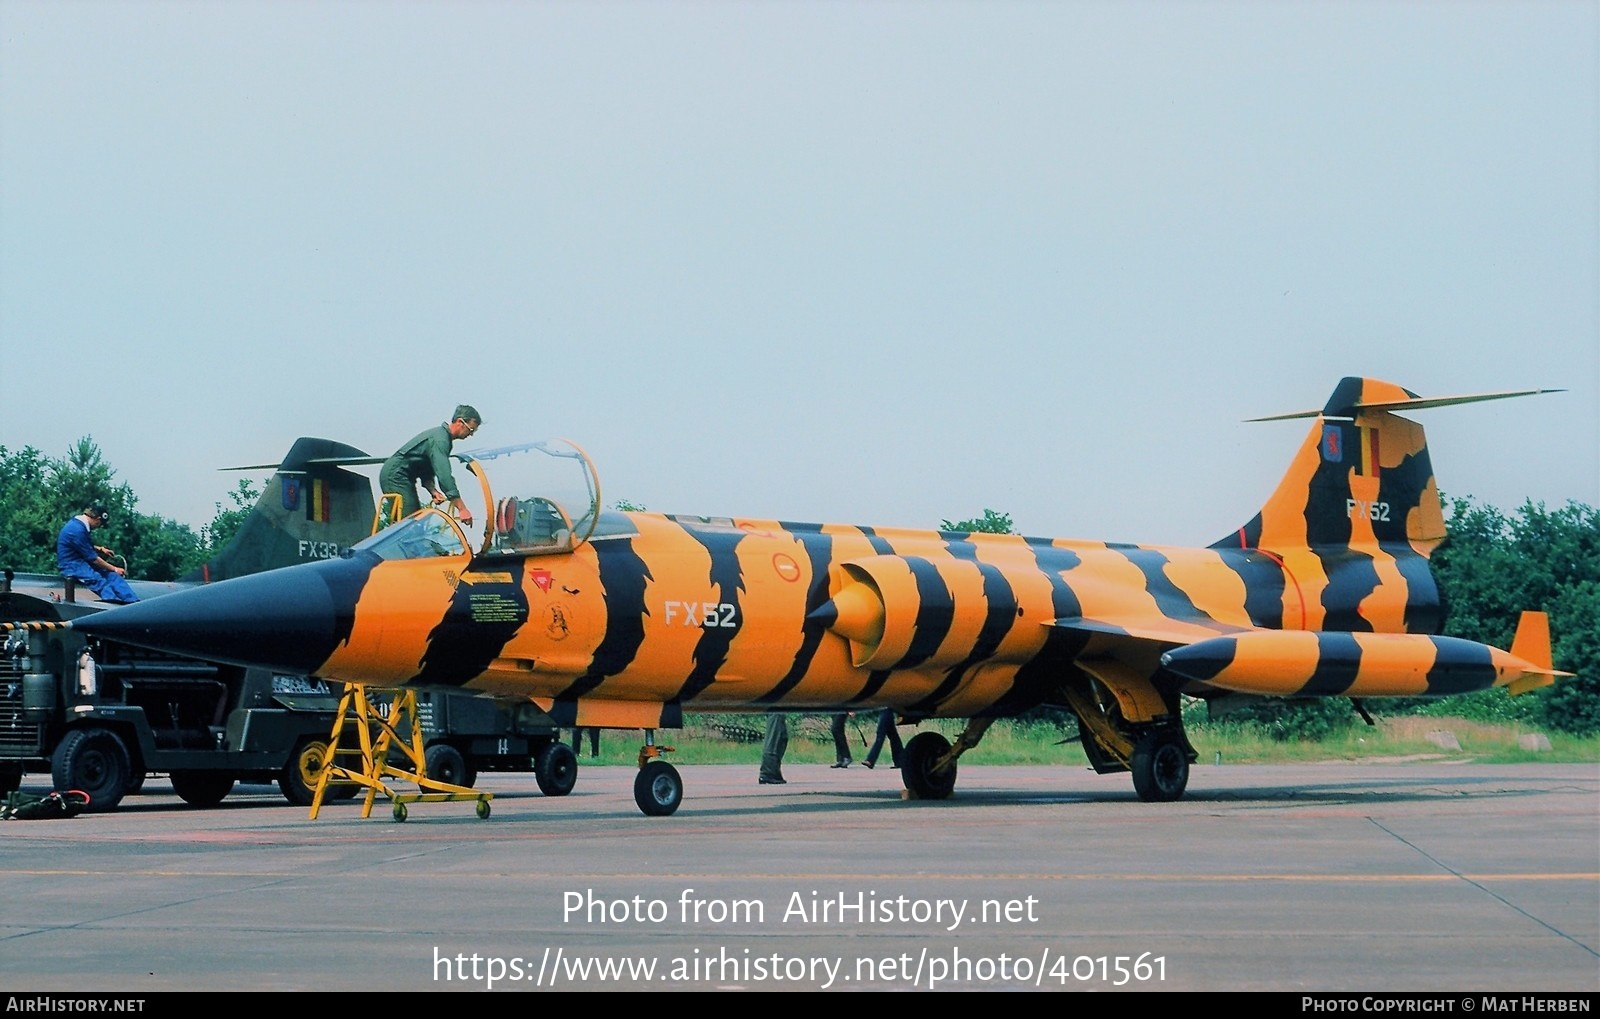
[379,405,481,527]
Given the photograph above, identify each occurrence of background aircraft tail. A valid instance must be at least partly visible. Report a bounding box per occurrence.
[182,437,377,583]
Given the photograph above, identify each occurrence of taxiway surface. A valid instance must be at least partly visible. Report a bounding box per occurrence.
[2,761,1596,992]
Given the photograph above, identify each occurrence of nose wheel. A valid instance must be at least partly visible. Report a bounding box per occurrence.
[633,732,682,816]
[634,760,682,816]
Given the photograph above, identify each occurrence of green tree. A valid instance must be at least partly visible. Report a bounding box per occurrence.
[199,478,260,561]
[126,516,203,581]
[51,438,132,523]
[0,445,58,572]
[1431,497,1600,735]
[0,438,144,573]
[0,437,205,582]
[941,508,1014,534]
[48,438,208,581]
[1207,697,1358,742]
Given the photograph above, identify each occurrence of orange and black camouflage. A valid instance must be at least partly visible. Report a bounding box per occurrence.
[67,377,1568,813]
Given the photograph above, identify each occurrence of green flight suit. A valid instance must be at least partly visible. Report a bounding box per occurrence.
[380,423,460,519]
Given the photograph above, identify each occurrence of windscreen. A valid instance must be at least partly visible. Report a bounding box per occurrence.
[358,509,469,561]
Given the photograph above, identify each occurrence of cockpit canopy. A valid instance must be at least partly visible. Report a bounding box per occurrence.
[358,437,638,562]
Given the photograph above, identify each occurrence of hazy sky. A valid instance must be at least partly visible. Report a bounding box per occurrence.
[2,1,1595,549]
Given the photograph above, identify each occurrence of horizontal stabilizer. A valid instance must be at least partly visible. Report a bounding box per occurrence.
[1246,387,1562,422]
[226,455,386,471]
[1218,377,1563,558]
[223,437,374,472]
[226,439,547,471]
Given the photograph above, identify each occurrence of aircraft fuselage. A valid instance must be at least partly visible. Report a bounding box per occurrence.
[202,511,1442,724]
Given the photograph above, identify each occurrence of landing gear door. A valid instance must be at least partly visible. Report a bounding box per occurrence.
[464,439,601,558]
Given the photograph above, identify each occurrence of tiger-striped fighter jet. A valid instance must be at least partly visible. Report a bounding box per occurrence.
[69,378,1569,815]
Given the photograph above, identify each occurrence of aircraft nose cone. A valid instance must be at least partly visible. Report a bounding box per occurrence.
[73,554,377,675]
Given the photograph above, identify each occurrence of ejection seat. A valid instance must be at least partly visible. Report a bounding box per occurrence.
[492,496,569,553]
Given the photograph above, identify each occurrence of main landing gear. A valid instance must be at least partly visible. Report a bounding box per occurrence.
[890,708,1193,805]
[1129,729,1190,802]
[898,718,994,800]
[1060,670,1197,803]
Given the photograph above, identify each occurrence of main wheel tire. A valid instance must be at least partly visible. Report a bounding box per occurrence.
[535,741,578,797]
[170,770,235,807]
[279,738,336,806]
[901,731,957,800]
[1130,732,1190,802]
[52,728,131,812]
[425,743,475,788]
[633,760,682,816]
[0,762,21,795]
[125,770,147,795]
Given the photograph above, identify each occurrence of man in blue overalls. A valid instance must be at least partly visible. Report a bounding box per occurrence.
[57,504,138,604]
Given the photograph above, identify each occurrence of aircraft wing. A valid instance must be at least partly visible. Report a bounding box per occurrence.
[3,572,211,610]
[1049,615,1250,648]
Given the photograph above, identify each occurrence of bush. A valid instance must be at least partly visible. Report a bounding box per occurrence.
[1208,698,1358,743]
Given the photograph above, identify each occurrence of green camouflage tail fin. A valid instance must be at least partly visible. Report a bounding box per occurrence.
[182,438,377,583]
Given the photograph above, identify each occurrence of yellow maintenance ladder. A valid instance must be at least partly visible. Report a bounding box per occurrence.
[309,684,492,822]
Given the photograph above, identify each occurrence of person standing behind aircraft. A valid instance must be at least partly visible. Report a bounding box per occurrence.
[759,713,788,785]
[571,726,600,758]
[380,405,481,527]
[829,712,854,768]
[56,504,138,604]
[861,708,903,770]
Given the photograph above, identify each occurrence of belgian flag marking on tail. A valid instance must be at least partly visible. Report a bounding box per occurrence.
[305,478,331,523]
[1358,425,1380,478]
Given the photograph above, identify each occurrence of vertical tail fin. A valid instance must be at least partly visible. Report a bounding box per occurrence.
[1214,378,1560,556]
[1216,378,1444,555]
[182,438,378,583]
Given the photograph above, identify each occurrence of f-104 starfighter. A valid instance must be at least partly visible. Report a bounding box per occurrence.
[67,377,1569,815]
